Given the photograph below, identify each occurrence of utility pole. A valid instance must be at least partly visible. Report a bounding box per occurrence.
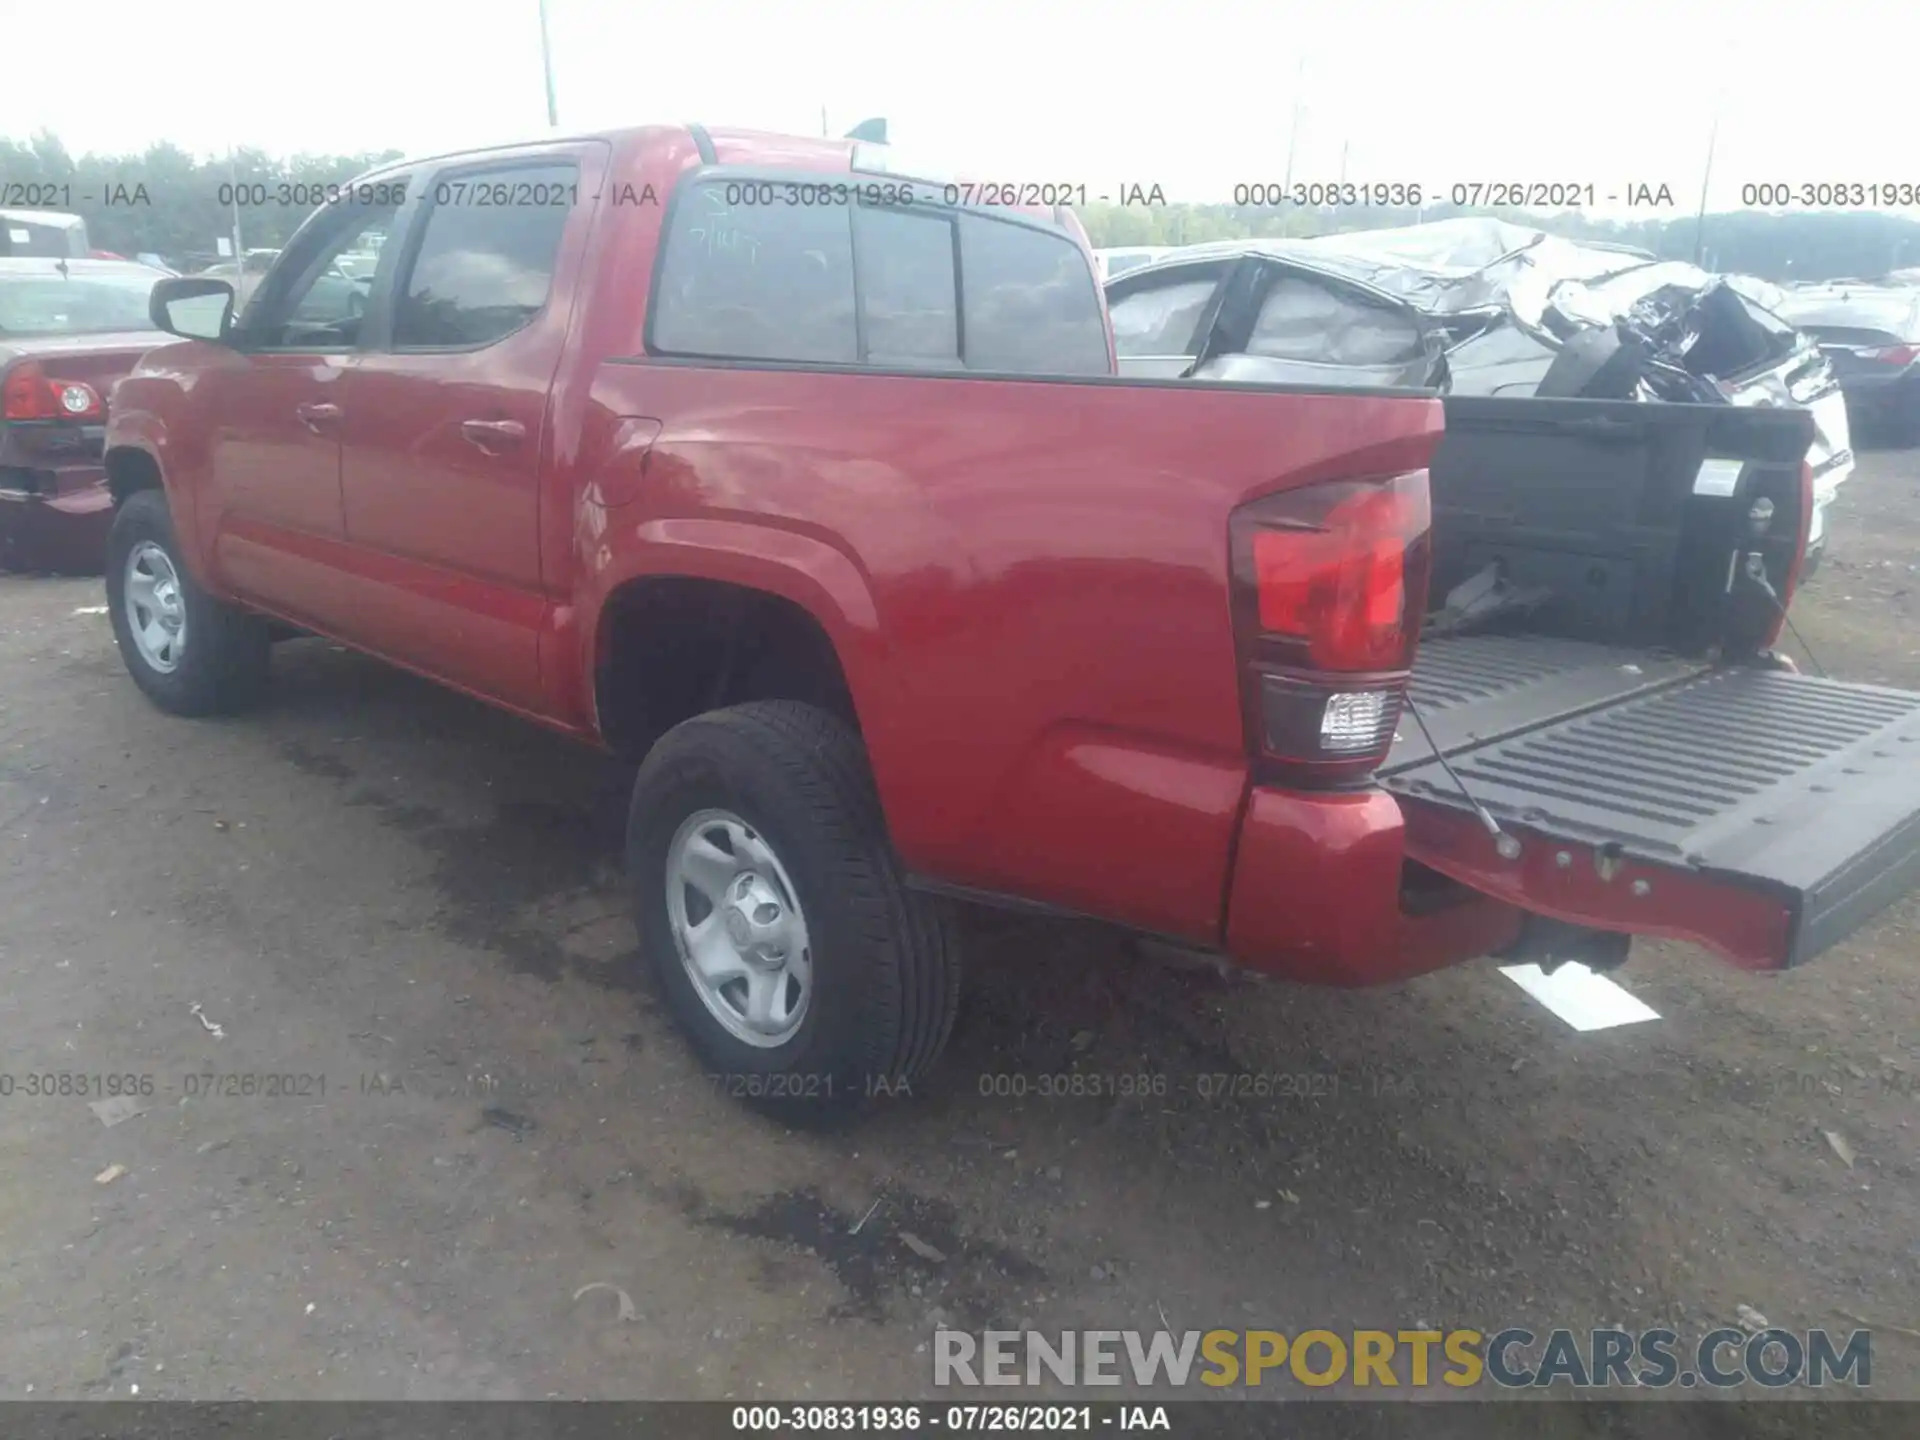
[1691,109,1719,266]
[822,106,830,138]
[227,146,245,280]
[538,0,559,127]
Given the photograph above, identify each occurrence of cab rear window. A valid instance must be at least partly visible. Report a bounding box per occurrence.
[648,177,1107,376]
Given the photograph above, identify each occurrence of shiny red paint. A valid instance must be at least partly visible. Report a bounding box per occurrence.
[100,122,1824,984]
[1399,803,1795,972]
[1226,787,1525,985]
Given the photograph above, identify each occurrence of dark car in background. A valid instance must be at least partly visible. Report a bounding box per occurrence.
[1773,283,1920,445]
[0,257,168,572]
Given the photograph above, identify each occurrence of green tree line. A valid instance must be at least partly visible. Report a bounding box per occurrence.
[2,131,402,264]
[8,130,1920,281]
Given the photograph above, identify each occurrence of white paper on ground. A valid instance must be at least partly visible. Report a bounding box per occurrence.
[1498,962,1660,1032]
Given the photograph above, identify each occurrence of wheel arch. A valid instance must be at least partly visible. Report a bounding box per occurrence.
[586,522,897,767]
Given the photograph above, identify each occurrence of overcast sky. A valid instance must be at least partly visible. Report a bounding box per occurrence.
[5,0,1916,217]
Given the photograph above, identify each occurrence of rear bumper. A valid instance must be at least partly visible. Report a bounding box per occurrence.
[0,466,112,573]
[1223,786,1525,985]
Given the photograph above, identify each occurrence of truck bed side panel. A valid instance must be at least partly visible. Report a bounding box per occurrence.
[585,362,1443,941]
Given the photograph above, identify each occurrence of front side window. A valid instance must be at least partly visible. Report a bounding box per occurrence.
[250,201,398,350]
[391,163,575,349]
[957,214,1108,375]
[651,181,857,363]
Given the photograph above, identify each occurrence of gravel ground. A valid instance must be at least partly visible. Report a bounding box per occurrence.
[0,449,1916,1415]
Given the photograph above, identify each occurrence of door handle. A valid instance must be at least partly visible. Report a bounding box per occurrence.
[295,401,342,433]
[460,418,527,453]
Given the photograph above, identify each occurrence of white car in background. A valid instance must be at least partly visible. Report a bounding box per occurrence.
[1092,246,1174,282]
[1107,220,1854,567]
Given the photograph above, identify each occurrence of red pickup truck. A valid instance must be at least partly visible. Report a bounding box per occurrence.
[105,124,1920,1111]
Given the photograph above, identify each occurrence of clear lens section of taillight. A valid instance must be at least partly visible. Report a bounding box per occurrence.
[1319,689,1397,752]
[1256,674,1405,773]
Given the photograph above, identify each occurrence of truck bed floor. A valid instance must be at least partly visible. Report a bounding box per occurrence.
[1384,634,1706,776]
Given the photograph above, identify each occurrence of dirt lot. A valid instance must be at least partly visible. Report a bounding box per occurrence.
[1,450,1916,1414]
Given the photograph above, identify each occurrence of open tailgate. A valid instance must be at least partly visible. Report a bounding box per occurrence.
[1384,644,1920,969]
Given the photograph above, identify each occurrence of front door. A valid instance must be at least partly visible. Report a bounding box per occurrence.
[203,195,402,625]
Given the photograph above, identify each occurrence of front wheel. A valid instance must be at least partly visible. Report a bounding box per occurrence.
[628,701,960,1116]
[106,489,270,715]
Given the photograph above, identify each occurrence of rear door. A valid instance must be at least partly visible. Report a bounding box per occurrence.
[336,144,604,714]
[1384,397,1920,971]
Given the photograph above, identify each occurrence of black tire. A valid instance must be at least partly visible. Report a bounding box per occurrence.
[628,700,960,1116]
[106,489,271,716]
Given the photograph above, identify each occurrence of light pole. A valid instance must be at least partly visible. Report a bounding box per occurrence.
[538,0,559,128]
[227,146,245,276]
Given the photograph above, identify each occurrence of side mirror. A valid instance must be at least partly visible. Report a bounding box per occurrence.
[149,276,236,342]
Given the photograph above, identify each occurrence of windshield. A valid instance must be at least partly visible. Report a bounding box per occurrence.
[0,271,156,335]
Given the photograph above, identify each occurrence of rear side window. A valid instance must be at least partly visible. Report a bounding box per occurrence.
[651,183,857,363]
[1109,273,1221,356]
[650,178,1105,375]
[958,214,1108,375]
[392,162,576,349]
[1246,274,1425,366]
[852,204,958,366]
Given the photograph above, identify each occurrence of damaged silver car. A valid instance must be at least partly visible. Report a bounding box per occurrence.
[1105,218,1854,564]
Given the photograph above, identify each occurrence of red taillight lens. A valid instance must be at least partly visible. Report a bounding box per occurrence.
[1241,473,1431,673]
[1,362,104,422]
[1231,472,1433,784]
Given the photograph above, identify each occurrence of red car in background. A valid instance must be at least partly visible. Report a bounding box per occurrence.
[0,257,168,572]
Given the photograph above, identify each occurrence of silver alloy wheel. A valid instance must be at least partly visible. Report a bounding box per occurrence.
[666,808,813,1048]
[124,540,188,674]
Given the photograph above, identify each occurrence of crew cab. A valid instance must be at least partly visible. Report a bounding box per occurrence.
[103,124,1920,1111]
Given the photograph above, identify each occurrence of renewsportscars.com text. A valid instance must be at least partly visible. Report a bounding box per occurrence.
[933,1326,1872,1390]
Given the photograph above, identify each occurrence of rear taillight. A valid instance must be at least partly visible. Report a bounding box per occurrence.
[1,362,105,422]
[1230,472,1432,785]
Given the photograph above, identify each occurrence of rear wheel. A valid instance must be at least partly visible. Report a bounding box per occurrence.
[627,701,960,1116]
[106,489,270,715]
